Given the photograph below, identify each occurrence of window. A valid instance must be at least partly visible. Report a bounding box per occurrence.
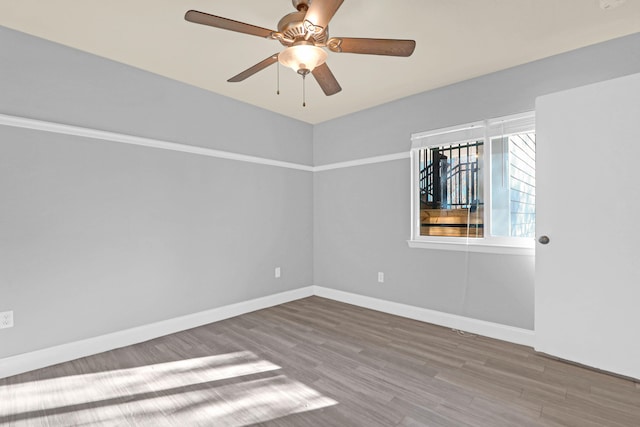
[409,112,535,254]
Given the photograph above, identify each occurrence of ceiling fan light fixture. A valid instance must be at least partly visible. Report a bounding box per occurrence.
[278,42,328,75]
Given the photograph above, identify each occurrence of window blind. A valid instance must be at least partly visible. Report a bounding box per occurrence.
[410,120,485,150]
[410,112,535,150]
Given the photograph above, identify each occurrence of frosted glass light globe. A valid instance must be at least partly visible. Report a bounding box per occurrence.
[278,43,327,75]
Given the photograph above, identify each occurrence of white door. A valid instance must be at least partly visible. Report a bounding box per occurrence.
[535,73,640,380]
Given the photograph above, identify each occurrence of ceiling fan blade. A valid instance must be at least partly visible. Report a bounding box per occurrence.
[304,0,344,34]
[312,63,342,96]
[185,10,274,38]
[327,37,416,56]
[228,54,279,82]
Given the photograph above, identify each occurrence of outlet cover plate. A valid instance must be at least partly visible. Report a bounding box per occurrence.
[0,311,14,329]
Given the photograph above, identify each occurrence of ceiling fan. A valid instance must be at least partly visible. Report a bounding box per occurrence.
[184,0,416,102]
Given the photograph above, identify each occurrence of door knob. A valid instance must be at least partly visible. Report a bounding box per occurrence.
[538,235,550,245]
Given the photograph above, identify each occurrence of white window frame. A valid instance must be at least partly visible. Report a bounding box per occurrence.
[408,112,535,255]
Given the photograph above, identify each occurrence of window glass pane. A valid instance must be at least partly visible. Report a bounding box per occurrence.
[418,141,484,237]
[490,132,536,238]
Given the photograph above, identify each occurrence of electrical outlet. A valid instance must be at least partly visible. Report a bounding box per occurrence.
[275,267,281,278]
[0,311,14,329]
[378,272,384,283]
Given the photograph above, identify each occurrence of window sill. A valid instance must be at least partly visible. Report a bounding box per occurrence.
[407,239,535,256]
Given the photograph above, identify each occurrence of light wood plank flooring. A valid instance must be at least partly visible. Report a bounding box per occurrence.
[1,296,639,426]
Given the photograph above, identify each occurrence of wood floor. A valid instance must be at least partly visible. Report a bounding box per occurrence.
[1,296,639,426]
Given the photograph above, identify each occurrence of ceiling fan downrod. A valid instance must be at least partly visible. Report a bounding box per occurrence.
[292,0,310,12]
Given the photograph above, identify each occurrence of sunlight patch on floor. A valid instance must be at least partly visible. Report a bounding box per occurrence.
[0,351,337,426]
[0,351,279,414]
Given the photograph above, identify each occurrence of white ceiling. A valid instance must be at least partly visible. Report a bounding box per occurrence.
[1,0,639,124]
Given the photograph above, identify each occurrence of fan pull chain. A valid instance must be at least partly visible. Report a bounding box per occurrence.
[302,74,306,107]
[276,62,280,95]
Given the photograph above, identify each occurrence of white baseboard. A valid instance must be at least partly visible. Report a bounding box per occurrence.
[0,286,314,379]
[313,286,535,347]
[1,285,534,379]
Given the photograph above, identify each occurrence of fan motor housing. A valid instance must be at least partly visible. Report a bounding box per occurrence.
[277,11,328,45]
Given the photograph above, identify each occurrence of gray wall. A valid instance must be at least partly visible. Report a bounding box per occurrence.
[0,26,312,165]
[0,27,314,358]
[2,24,639,360]
[313,33,640,330]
